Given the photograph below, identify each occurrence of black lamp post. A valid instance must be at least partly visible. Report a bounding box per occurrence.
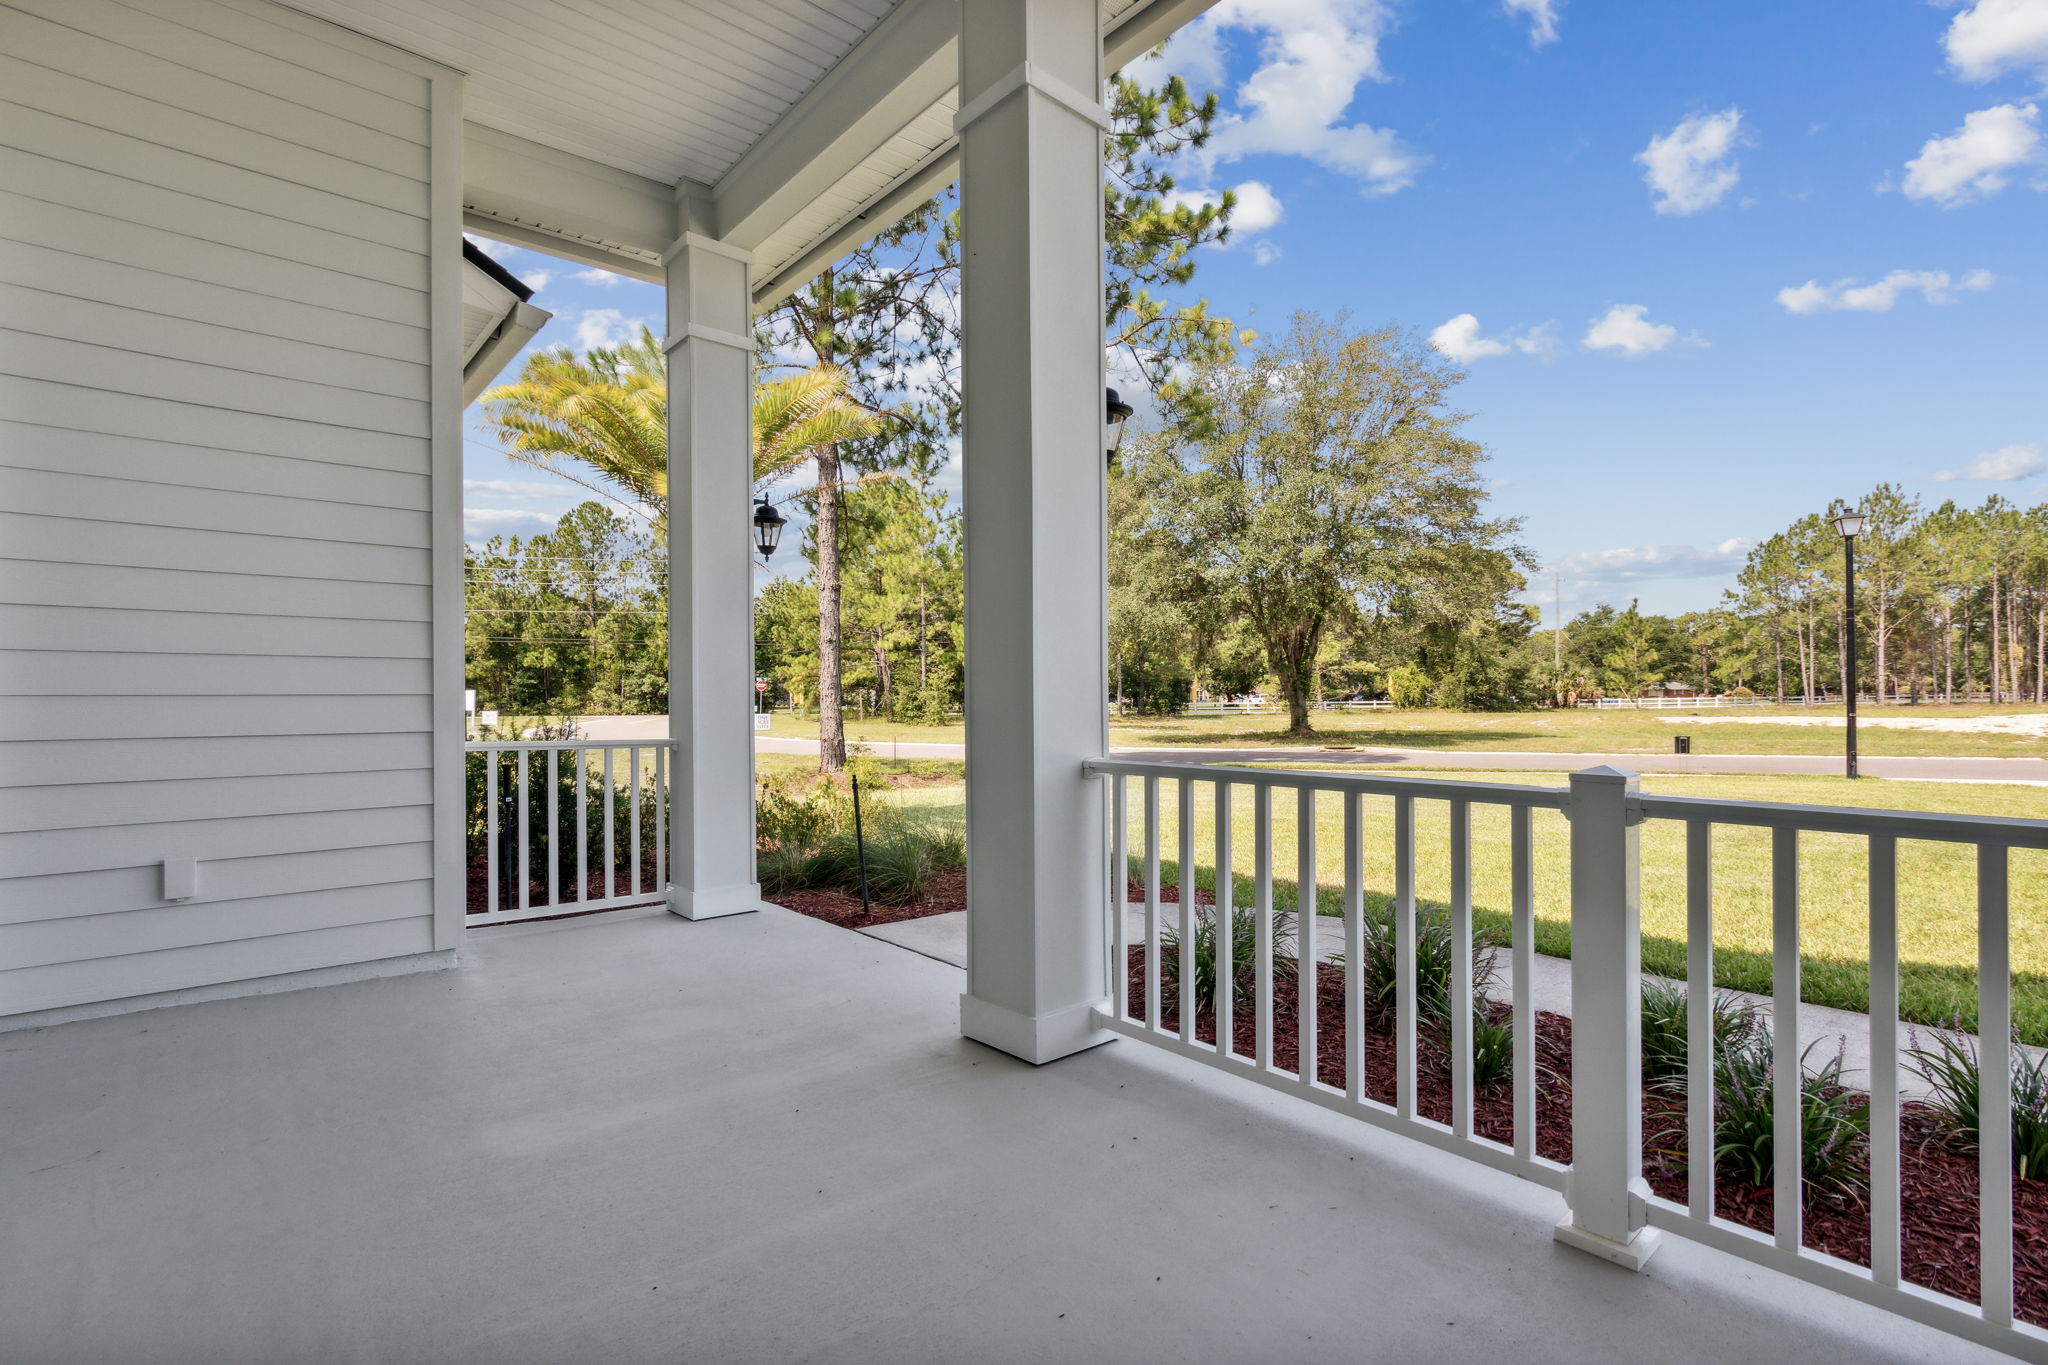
[1105,386,1134,462]
[1836,507,1866,779]
[752,496,786,562]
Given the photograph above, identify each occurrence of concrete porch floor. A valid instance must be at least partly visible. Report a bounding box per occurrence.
[0,904,2002,1364]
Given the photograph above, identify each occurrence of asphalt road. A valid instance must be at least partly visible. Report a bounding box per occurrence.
[569,716,2048,783]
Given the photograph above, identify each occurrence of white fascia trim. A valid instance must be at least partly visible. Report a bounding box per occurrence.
[659,231,754,267]
[465,300,554,403]
[660,321,757,355]
[954,61,1110,135]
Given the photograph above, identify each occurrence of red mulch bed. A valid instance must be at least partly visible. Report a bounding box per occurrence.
[767,869,968,929]
[1125,943,2048,1325]
[464,851,663,918]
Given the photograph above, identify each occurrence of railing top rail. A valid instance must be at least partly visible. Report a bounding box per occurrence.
[1083,757,1571,810]
[1638,791,2048,848]
[463,739,678,752]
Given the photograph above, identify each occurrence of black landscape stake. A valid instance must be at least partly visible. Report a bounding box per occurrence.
[851,773,873,918]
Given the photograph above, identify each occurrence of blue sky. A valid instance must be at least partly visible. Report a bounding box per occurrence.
[466,0,2046,624]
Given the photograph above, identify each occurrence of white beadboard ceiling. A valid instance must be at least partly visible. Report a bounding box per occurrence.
[283,0,899,186]
[286,0,1173,292]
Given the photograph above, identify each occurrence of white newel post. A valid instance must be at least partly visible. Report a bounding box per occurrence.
[664,232,762,920]
[1556,765,1661,1267]
[955,0,1114,1063]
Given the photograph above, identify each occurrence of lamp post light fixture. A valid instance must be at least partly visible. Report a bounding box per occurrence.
[1836,508,1865,779]
[1105,386,1135,462]
[752,496,786,563]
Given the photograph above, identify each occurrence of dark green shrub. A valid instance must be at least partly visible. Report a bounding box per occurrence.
[1160,905,1299,1016]
[1906,1023,2048,1180]
[1640,979,1766,1083]
[1340,907,1501,1026]
[1469,1007,1514,1088]
[1709,1035,1870,1193]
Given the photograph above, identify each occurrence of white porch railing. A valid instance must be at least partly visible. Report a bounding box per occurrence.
[465,740,675,926]
[1083,756,2048,1360]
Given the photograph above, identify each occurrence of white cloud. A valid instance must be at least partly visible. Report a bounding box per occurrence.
[574,267,623,287]
[520,269,552,293]
[1430,314,1560,362]
[1901,102,2041,205]
[1636,108,1744,214]
[1775,268,1996,313]
[1502,0,1561,47]
[1582,304,1698,355]
[1197,0,1424,196]
[1945,0,2048,83]
[1119,22,1228,89]
[463,479,573,500]
[1932,442,2046,482]
[1164,180,1286,262]
[1554,538,1755,583]
[1513,322,1560,356]
[1429,314,1511,363]
[463,508,558,538]
[570,308,649,351]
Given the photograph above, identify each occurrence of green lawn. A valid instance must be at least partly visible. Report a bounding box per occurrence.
[1108,703,2048,759]
[890,770,2048,1042]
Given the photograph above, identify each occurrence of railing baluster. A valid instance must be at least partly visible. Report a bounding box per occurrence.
[1686,819,1714,1222]
[1144,775,1161,1032]
[515,746,530,911]
[576,746,589,903]
[547,748,560,909]
[1256,783,1274,1072]
[1112,775,1128,1020]
[1298,785,1318,1087]
[653,745,666,905]
[603,747,617,902]
[1511,804,1535,1162]
[1771,826,1800,1254]
[1869,834,1900,1290]
[629,746,643,896]
[1980,843,2014,1328]
[1214,780,1234,1057]
[1180,777,1198,1046]
[1449,798,1472,1138]
[1344,791,1363,1104]
[484,752,499,916]
[1395,794,1417,1121]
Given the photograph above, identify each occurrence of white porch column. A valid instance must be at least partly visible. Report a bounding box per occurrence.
[956,0,1113,1063]
[664,233,761,920]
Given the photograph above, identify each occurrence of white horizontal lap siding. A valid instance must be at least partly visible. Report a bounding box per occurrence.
[0,0,463,1017]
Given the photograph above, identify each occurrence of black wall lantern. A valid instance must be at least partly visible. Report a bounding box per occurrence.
[1105,386,1135,462]
[753,496,786,561]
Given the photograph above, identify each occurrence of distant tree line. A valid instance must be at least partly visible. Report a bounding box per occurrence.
[1537,488,2048,705]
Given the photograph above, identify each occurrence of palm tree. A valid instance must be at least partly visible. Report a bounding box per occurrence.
[478,326,891,771]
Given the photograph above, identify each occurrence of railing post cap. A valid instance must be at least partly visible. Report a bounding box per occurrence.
[1572,765,1640,784]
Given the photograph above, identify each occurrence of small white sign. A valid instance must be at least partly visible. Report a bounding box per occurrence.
[753,713,771,732]
[464,689,477,713]
[479,709,499,725]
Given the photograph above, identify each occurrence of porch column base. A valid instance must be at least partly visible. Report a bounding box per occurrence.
[960,992,1114,1065]
[668,883,763,921]
[1553,1219,1663,1271]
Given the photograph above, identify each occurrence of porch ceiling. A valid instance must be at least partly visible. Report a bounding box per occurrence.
[0,905,2006,1364]
[282,0,1190,300]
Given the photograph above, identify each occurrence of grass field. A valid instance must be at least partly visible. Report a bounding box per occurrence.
[888,770,2048,1043]
[1109,703,2048,759]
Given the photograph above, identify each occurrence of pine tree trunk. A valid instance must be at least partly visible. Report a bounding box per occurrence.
[816,439,846,772]
[1990,575,2003,705]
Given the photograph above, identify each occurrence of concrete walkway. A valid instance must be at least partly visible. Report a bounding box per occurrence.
[3,903,2003,1364]
[567,716,2048,782]
[860,907,2007,1102]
